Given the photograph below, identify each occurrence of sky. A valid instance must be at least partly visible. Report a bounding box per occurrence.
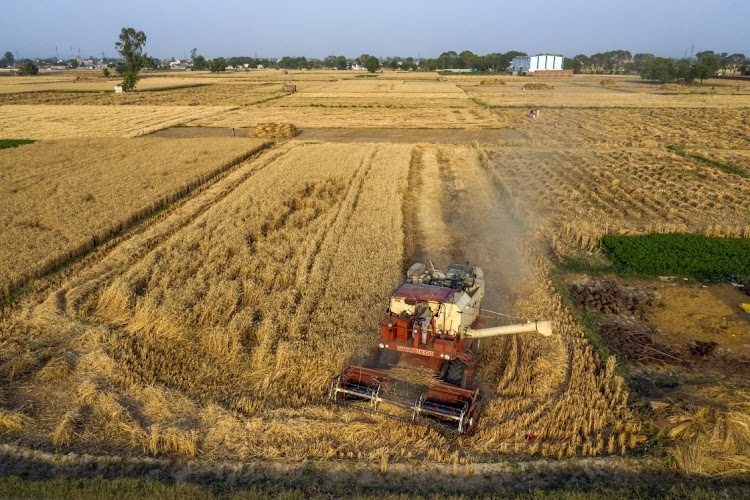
[3,0,749,61]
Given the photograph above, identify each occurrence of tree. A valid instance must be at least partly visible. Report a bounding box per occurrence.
[209,57,226,73]
[17,62,38,76]
[484,53,503,71]
[192,55,208,70]
[115,61,128,76]
[564,57,582,74]
[190,48,197,60]
[102,68,110,77]
[640,57,677,83]
[631,53,654,74]
[695,63,713,83]
[364,56,380,73]
[323,55,337,69]
[459,50,475,69]
[1,51,14,68]
[336,55,348,70]
[722,53,747,75]
[438,51,457,69]
[115,27,147,91]
[676,58,695,83]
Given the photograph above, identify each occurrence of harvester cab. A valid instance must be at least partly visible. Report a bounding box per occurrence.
[329,262,553,435]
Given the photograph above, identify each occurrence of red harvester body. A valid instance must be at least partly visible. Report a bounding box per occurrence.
[329,262,552,435]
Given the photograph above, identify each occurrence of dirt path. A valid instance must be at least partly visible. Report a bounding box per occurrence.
[404,144,529,315]
[150,126,524,144]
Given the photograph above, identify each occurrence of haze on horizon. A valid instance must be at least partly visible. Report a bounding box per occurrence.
[3,0,748,61]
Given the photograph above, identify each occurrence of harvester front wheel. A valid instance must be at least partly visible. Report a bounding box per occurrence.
[445,360,468,388]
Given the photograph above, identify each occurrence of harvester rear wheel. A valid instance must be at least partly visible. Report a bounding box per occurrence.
[445,360,468,388]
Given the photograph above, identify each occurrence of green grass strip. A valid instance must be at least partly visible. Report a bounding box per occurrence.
[602,233,750,279]
[666,144,748,177]
[0,139,35,149]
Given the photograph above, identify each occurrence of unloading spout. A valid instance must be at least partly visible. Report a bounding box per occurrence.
[465,320,553,339]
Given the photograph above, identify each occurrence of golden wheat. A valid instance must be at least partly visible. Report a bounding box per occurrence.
[0,137,269,299]
[0,105,231,139]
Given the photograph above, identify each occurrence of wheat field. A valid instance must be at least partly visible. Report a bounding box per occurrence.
[0,137,268,298]
[194,104,503,129]
[0,142,640,462]
[493,107,750,150]
[0,83,284,106]
[479,146,750,252]
[1,70,747,474]
[0,105,232,139]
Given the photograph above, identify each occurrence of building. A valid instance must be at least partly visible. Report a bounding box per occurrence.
[508,55,564,73]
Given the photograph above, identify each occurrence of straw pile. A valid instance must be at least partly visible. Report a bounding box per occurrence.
[600,79,618,87]
[387,364,439,388]
[480,79,506,85]
[248,122,299,138]
[652,392,750,475]
[659,83,686,91]
[524,83,554,90]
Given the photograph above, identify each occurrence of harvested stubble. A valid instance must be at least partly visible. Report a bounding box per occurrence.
[248,122,299,138]
[486,147,750,251]
[523,83,554,90]
[495,108,750,149]
[0,137,269,299]
[480,79,506,85]
[407,144,642,459]
[194,104,501,129]
[0,83,283,106]
[473,255,642,459]
[600,79,618,87]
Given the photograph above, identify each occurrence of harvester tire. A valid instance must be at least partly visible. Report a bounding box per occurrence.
[445,360,468,388]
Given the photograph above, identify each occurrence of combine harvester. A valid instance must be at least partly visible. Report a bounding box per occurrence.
[329,262,553,435]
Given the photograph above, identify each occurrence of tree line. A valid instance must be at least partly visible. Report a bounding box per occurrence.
[565,50,749,83]
[5,28,748,90]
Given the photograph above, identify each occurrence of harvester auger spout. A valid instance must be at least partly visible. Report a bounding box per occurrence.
[328,262,555,436]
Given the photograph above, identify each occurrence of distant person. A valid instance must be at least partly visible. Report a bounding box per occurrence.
[522,86,526,92]
[528,109,536,119]
[536,109,540,117]
[232,128,235,137]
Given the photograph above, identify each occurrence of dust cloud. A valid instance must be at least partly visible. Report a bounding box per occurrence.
[404,144,533,322]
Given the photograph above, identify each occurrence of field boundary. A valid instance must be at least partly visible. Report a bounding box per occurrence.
[1,443,747,497]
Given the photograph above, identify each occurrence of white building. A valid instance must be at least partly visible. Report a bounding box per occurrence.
[509,55,564,73]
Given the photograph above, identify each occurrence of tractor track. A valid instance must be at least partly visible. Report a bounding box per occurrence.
[290,145,380,339]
